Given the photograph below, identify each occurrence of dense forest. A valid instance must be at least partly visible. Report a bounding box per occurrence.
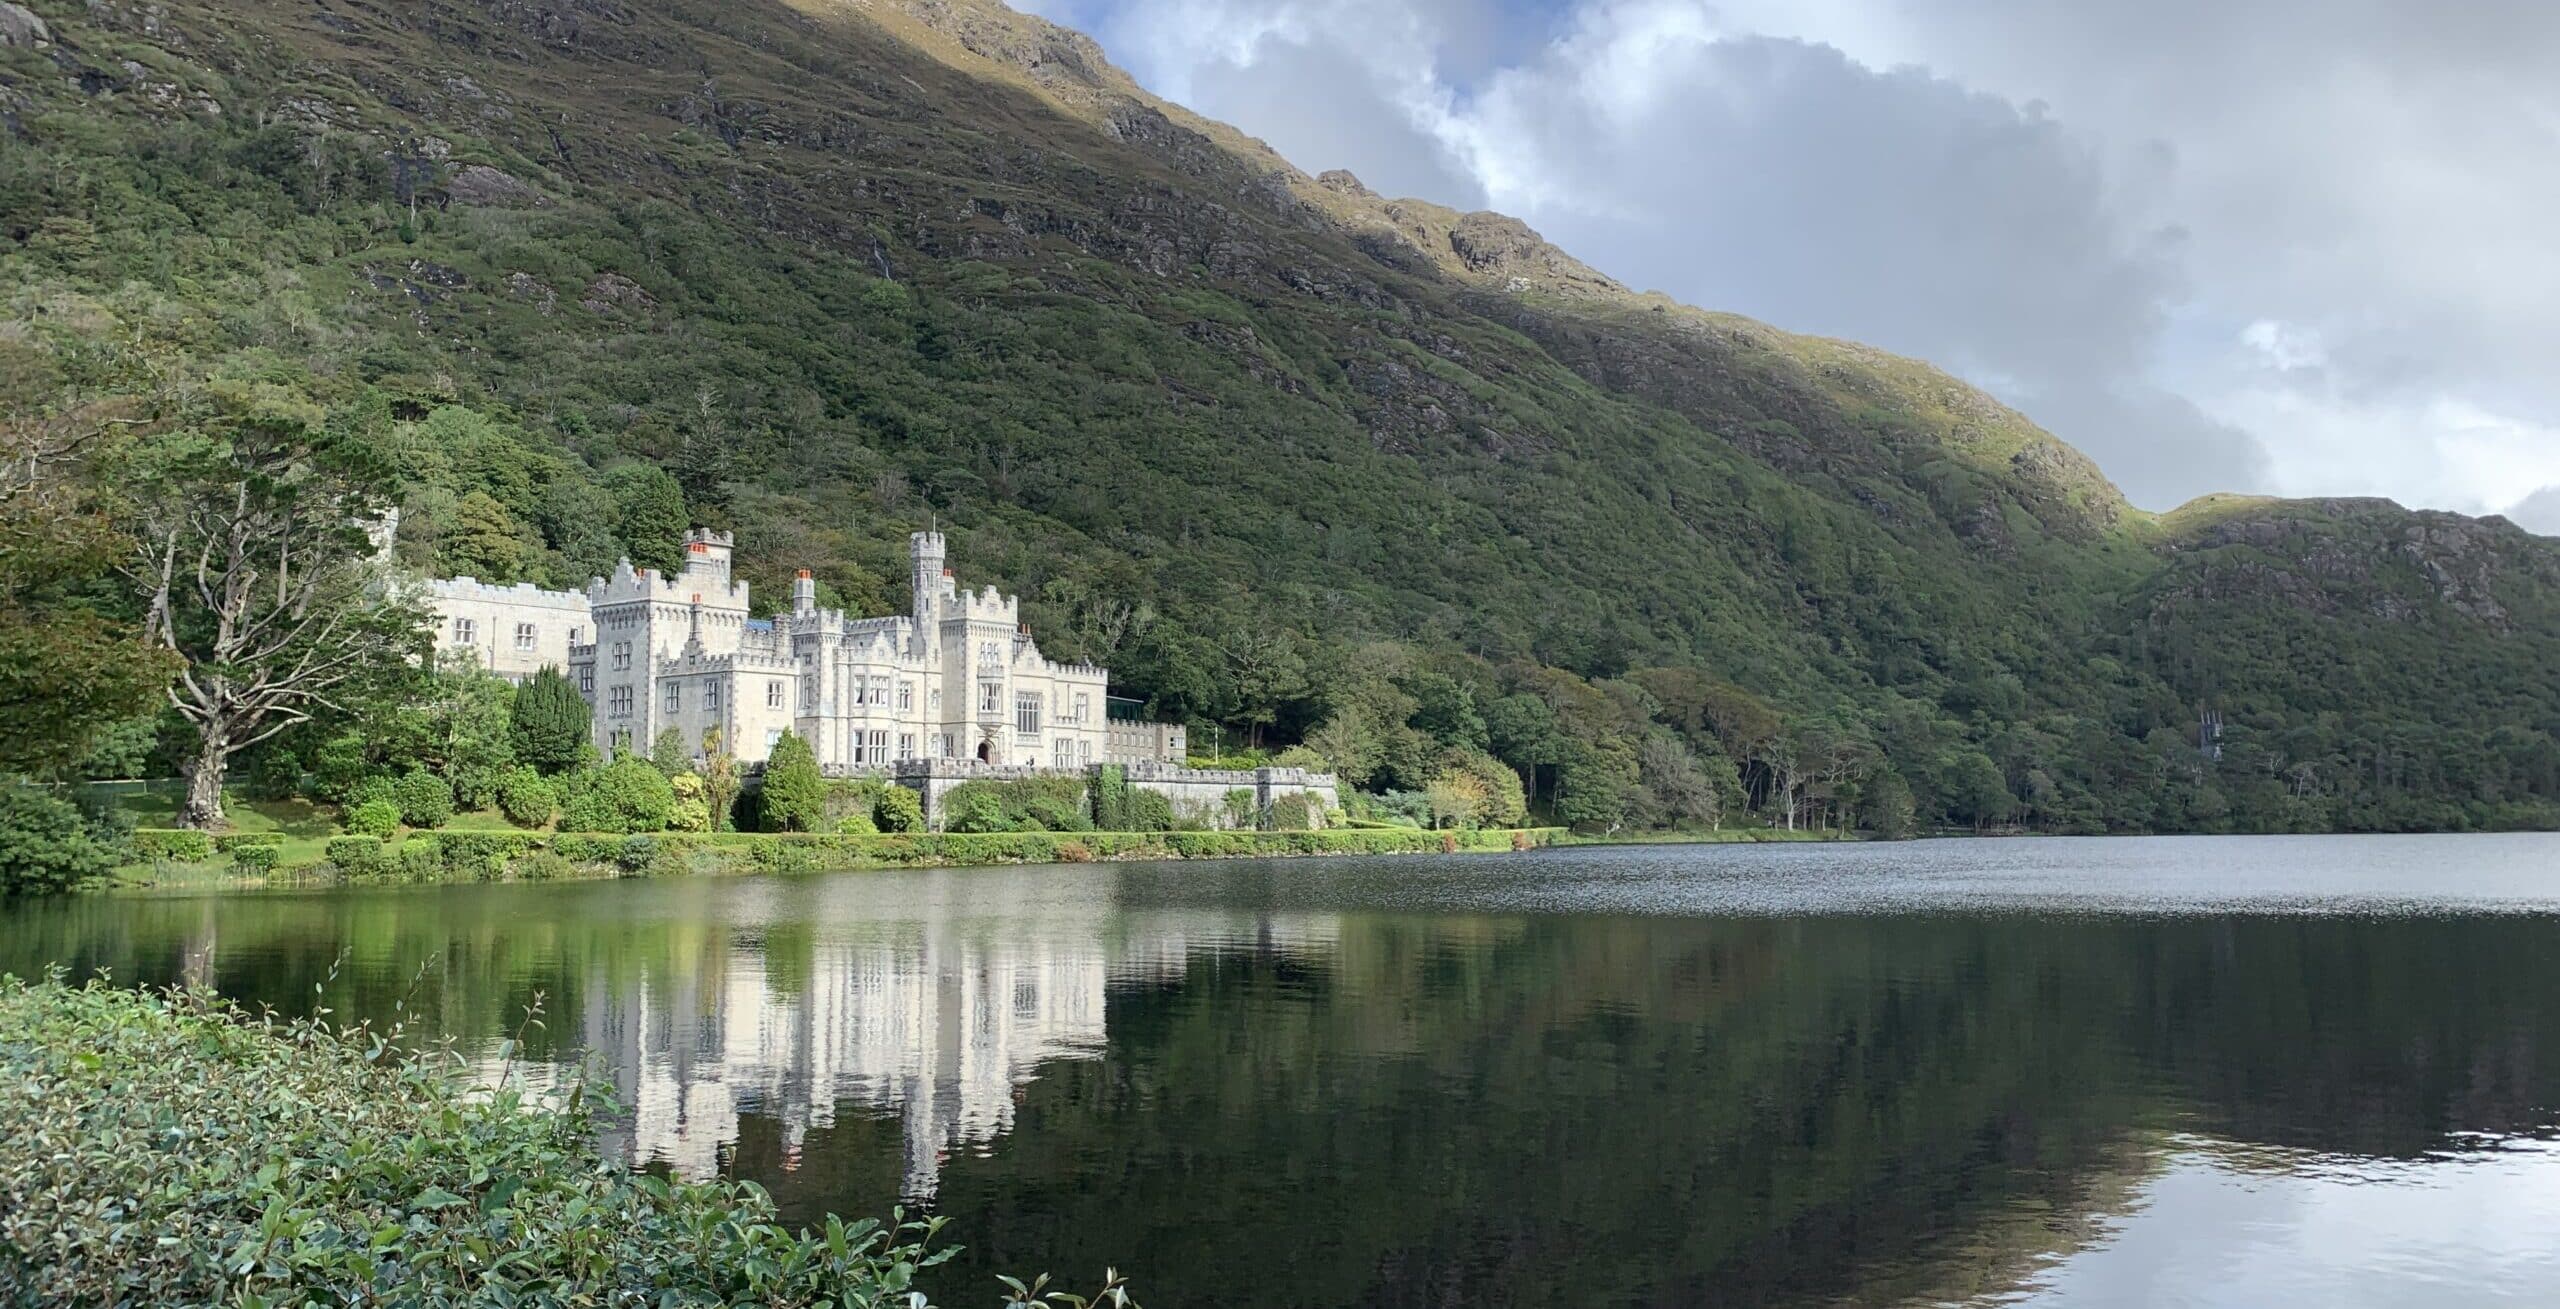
[7,0,2560,836]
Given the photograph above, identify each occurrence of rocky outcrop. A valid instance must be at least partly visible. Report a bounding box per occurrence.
[446,162,546,207]
[579,273,655,316]
[0,3,48,48]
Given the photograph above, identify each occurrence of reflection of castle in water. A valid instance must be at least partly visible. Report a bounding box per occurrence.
[522,880,1338,1198]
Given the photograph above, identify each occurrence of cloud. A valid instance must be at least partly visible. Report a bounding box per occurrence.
[1029,0,2560,519]
[2506,487,2560,536]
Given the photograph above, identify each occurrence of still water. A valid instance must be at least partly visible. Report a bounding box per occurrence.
[8,835,2560,1306]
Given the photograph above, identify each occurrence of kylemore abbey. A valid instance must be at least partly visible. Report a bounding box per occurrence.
[421,529,1333,824]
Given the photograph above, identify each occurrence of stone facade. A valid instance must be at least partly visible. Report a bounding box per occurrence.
[428,530,1142,772]
[422,577,590,681]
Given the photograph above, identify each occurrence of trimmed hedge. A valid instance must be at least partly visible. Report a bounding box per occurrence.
[105,822,1565,892]
[129,828,216,862]
[213,832,284,853]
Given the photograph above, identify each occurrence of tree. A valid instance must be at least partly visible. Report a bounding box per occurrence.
[1425,771,1486,829]
[700,727,741,832]
[1431,747,1528,829]
[510,667,591,774]
[1861,769,1918,839]
[1943,749,2017,833]
[1634,732,1723,830]
[0,398,177,776]
[413,653,515,808]
[125,407,428,828]
[440,490,537,583]
[603,463,687,574]
[650,726,693,778]
[761,730,823,832]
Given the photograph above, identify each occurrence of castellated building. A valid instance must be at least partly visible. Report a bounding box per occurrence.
[428,530,1112,772]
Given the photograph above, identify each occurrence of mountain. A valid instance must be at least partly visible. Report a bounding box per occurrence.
[7,0,2558,832]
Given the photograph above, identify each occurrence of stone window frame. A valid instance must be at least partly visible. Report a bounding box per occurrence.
[453,617,477,646]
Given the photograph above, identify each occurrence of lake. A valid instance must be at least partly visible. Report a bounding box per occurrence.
[8,834,2560,1306]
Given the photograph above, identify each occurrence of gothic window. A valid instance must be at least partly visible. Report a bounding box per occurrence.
[612,642,632,671]
[608,686,633,718]
[801,678,816,709]
[1053,736,1070,765]
[869,674,893,709]
[1073,693,1090,725]
[940,733,956,758]
[705,682,721,713]
[767,680,783,708]
[453,617,477,646]
[979,683,1001,715]
[663,683,682,714]
[898,733,915,760]
[898,681,914,711]
[1078,739,1093,765]
[1015,693,1041,736]
[853,733,870,765]
[979,640,1000,666]
[930,688,942,712]
[578,669,594,695]
[513,622,537,651]
[569,627,583,647]
[869,730,888,761]
[610,728,631,752]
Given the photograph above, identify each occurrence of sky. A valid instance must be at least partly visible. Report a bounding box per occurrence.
[1015,0,2560,526]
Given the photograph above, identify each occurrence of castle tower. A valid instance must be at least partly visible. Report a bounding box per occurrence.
[910,531,946,658]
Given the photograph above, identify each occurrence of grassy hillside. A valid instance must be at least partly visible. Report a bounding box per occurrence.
[6,0,2559,832]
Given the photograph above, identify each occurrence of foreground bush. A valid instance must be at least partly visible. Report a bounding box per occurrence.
[0,975,1089,1306]
[0,786,111,895]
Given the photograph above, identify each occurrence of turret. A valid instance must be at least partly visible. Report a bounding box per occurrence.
[684,528,735,583]
[794,569,816,617]
[910,532,946,656]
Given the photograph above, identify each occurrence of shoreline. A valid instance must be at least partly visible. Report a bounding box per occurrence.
[104,825,1569,895]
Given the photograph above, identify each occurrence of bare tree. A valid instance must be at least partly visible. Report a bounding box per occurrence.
[126,411,428,827]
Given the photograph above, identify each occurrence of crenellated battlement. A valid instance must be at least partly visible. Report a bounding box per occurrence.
[427,577,588,611]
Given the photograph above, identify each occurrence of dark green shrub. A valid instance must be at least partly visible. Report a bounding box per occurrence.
[344,772,398,812]
[760,731,824,832]
[228,843,281,876]
[0,786,113,894]
[558,758,674,833]
[941,783,1010,833]
[1125,789,1175,833]
[1092,764,1131,830]
[874,785,925,833]
[240,749,305,802]
[324,835,386,878]
[1268,792,1317,832]
[345,798,401,837]
[396,838,441,881]
[613,834,658,873]
[130,827,217,863]
[513,850,577,881]
[495,766,557,828]
[509,666,590,774]
[213,833,283,853]
[1222,788,1257,829]
[392,769,455,829]
[440,832,539,881]
[834,810,879,835]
